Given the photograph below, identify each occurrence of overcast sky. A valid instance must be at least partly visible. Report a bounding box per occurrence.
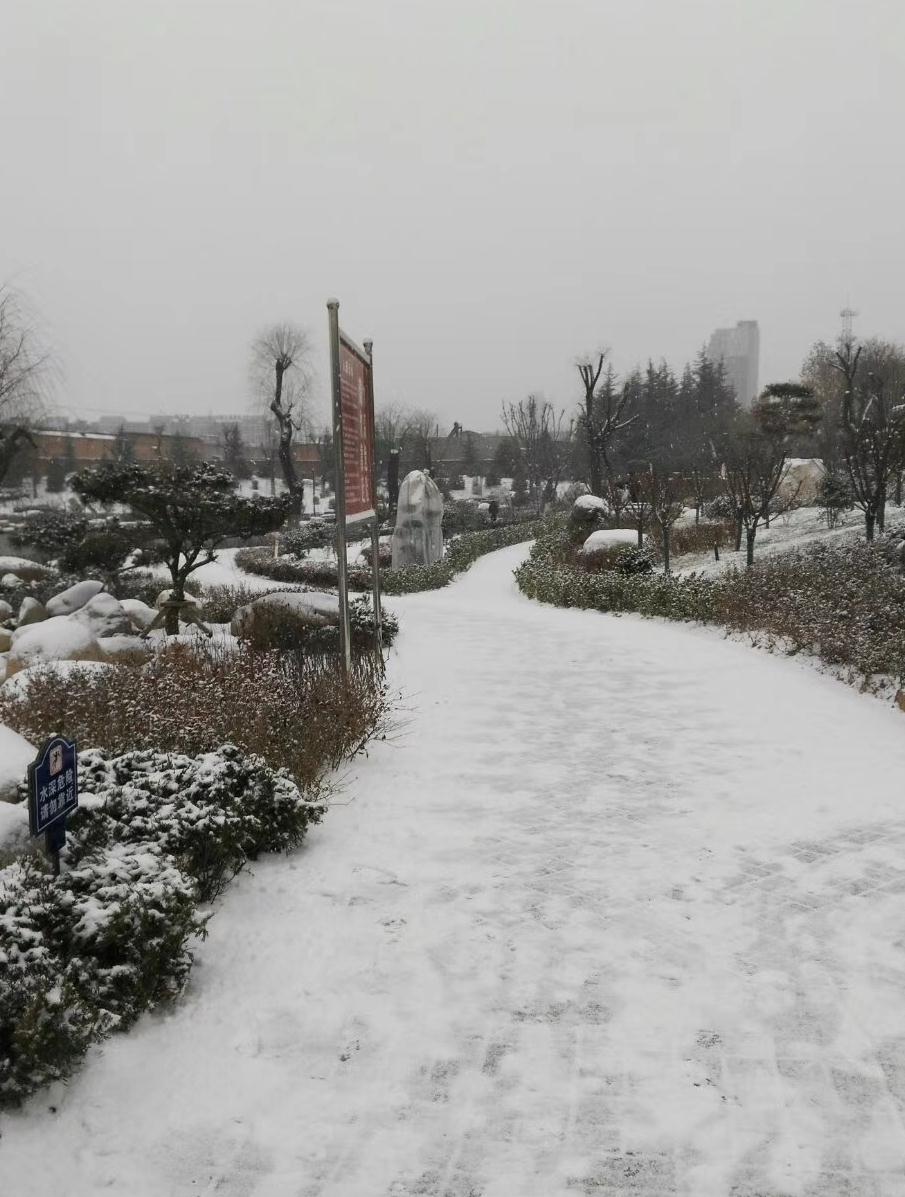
[3,0,903,432]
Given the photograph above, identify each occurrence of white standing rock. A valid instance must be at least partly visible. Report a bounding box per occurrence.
[45,579,105,617]
[391,470,444,568]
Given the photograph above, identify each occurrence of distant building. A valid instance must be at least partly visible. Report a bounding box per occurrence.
[707,320,760,407]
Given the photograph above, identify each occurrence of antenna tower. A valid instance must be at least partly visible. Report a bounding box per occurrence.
[840,306,858,344]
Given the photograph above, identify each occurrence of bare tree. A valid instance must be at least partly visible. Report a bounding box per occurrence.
[0,285,51,485]
[501,394,567,514]
[251,323,313,510]
[576,352,635,496]
[638,467,684,573]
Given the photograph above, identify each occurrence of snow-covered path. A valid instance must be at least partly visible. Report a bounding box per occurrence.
[5,544,905,1196]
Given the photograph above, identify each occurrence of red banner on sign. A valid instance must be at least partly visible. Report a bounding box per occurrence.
[338,332,376,524]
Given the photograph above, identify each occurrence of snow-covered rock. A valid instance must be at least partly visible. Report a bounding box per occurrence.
[0,629,11,653]
[0,599,13,621]
[97,634,148,657]
[17,596,48,627]
[231,590,340,638]
[71,593,133,637]
[0,555,52,580]
[7,616,101,675]
[45,578,105,617]
[0,723,35,804]
[1,572,24,588]
[0,794,29,854]
[120,598,157,631]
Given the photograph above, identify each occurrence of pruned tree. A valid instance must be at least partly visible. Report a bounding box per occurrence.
[251,323,313,510]
[501,394,567,513]
[73,462,290,634]
[576,352,635,496]
[623,469,653,548]
[0,285,51,485]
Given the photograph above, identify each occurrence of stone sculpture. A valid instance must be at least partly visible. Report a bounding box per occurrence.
[391,470,444,568]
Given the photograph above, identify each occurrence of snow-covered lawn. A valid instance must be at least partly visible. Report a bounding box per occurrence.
[4,544,905,1195]
[673,504,903,578]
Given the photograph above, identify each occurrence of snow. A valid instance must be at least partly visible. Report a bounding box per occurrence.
[0,723,35,804]
[2,660,115,700]
[0,556,49,576]
[5,544,905,1193]
[7,616,99,673]
[573,493,608,511]
[581,527,638,551]
[45,579,105,617]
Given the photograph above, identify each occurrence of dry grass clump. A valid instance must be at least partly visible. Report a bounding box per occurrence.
[0,643,388,792]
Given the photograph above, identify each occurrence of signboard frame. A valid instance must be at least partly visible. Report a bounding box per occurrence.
[28,734,79,875]
[327,299,383,673]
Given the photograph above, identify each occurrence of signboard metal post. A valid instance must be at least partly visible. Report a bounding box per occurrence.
[28,735,79,876]
[363,338,383,657]
[327,299,353,675]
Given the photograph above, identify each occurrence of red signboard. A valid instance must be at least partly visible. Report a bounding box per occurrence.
[338,332,376,524]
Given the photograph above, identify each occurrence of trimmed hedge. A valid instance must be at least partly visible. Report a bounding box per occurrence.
[515,521,905,688]
[0,742,324,1107]
[236,520,546,595]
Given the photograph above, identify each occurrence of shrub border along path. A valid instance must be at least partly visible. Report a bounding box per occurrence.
[515,516,905,692]
[236,520,547,595]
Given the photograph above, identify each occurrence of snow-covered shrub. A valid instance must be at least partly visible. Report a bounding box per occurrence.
[359,541,392,569]
[0,843,203,1107]
[703,494,736,521]
[579,542,654,576]
[0,858,101,1105]
[239,594,399,655]
[567,494,609,543]
[236,521,546,595]
[442,500,486,535]
[195,582,299,625]
[68,745,322,900]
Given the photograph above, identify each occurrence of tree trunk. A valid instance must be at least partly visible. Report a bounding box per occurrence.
[896,471,903,506]
[637,520,644,548]
[865,511,875,542]
[662,527,670,574]
[734,511,743,552]
[165,565,183,636]
[746,527,756,568]
[878,485,887,533]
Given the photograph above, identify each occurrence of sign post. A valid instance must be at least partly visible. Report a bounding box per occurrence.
[27,735,79,876]
[363,339,383,657]
[327,298,382,671]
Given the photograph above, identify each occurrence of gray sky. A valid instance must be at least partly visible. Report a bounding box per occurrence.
[3,0,904,432]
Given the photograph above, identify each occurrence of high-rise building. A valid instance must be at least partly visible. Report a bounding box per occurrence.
[707,320,759,407]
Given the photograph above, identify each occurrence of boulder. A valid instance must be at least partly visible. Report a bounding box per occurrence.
[0,599,13,621]
[0,629,11,653]
[7,616,100,675]
[0,556,53,581]
[1,573,24,588]
[45,578,105,617]
[391,470,444,568]
[71,592,133,637]
[17,596,48,627]
[120,598,157,631]
[96,634,149,658]
[231,590,340,638]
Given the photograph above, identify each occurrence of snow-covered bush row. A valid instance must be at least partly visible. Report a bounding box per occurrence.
[0,741,325,1106]
[0,643,388,793]
[516,523,905,689]
[236,520,546,595]
[68,744,323,901]
[0,842,203,1106]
